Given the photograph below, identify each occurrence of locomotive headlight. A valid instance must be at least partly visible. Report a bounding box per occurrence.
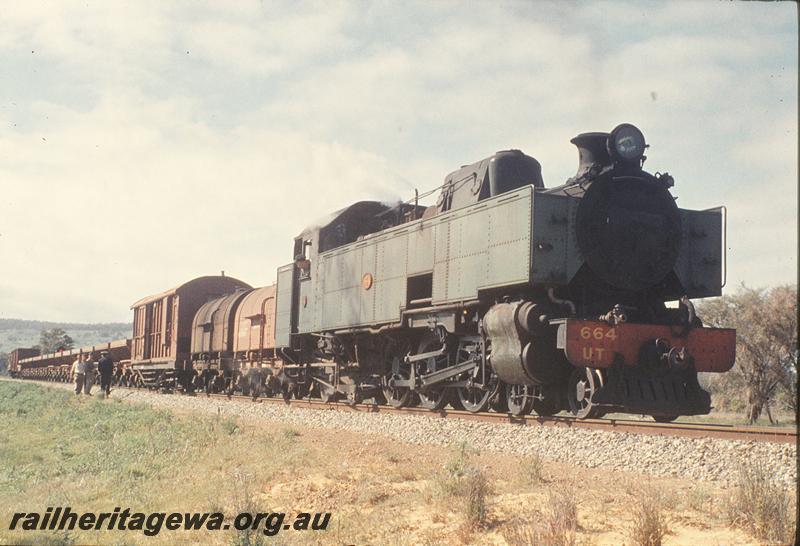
[608,123,646,162]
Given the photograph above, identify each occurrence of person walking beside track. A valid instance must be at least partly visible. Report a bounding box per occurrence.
[71,355,83,395]
[72,353,92,395]
[83,353,96,395]
[98,350,114,397]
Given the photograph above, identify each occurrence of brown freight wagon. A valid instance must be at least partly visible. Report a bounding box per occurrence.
[9,347,39,376]
[130,275,251,388]
[233,284,276,367]
[189,284,280,394]
[190,289,251,367]
[231,284,280,397]
[233,284,278,365]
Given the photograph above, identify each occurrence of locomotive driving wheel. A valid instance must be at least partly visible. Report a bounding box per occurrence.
[382,343,415,408]
[416,333,451,411]
[506,383,533,416]
[567,367,603,419]
[458,381,500,413]
[455,338,500,413]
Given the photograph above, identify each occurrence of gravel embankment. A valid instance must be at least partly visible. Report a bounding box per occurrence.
[11,379,797,487]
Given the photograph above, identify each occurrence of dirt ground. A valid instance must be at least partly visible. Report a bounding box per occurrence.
[261,427,772,546]
[1,380,792,545]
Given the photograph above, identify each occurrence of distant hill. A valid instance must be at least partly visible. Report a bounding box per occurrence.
[0,319,131,354]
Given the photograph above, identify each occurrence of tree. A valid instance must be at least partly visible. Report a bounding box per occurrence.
[698,285,797,424]
[37,328,75,354]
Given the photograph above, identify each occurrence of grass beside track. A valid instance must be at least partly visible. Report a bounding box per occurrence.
[0,381,309,545]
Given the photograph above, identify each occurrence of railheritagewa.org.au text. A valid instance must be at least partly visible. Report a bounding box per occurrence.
[9,507,331,537]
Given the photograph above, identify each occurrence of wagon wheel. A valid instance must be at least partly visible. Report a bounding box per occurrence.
[416,333,451,411]
[345,390,363,406]
[280,379,295,402]
[567,367,603,419]
[318,382,338,403]
[339,376,362,406]
[294,381,310,400]
[382,343,415,408]
[369,390,387,406]
[506,383,533,417]
[383,371,413,408]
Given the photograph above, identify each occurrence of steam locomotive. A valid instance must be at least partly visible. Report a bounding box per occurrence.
[15,124,735,421]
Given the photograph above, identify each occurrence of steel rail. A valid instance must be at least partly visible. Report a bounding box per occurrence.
[199,391,797,445]
[10,379,796,444]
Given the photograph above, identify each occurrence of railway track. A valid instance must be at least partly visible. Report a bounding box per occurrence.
[11,378,796,445]
[202,391,796,445]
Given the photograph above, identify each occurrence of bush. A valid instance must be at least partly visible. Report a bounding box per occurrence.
[726,460,794,543]
[281,427,300,440]
[434,444,490,529]
[524,453,545,484]
[228,470,266,546]
[628,486,669,546]
[501,518,539,546]
[685,486,711,512]
[501,488,578,546]
[544,487,578,546]
[462,467,489,527]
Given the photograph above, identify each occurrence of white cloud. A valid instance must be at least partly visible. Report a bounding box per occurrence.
[0,1,796,322]
[0,91,407,321]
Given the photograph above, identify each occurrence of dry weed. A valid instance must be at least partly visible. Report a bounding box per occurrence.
[628,485,669,546]
[685,485,711,512]
[501,518,540,546]
[281,427,300,440]
[544,487,578,546]
[726,460,794,544]
[434,444,490,529]
[228,470,268,546]
[524,452,545,485]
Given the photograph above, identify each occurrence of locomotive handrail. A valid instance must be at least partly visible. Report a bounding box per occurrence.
[702,205,727,288]
[721,205,727,288]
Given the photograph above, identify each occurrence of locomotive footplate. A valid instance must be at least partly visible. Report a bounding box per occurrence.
[591,364,711,416]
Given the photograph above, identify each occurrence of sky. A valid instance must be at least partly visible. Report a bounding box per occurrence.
[0,0,796,323]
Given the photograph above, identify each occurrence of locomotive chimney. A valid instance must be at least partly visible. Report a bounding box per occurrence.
[570,132,611,179]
